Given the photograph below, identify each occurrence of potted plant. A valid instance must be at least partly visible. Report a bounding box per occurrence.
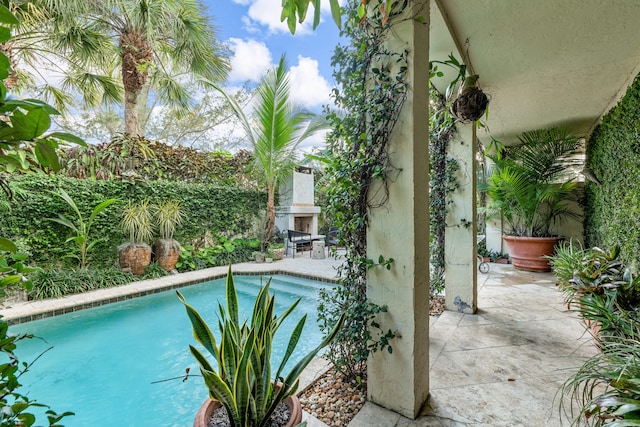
[270,242,285,261]
[484,127,582,271]
[118,200,154,275]
[152,200,184,272]
[178,266,344,427]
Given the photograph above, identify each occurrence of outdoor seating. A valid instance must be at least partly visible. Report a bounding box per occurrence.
[286,229,312,258]
[326,226,340,256]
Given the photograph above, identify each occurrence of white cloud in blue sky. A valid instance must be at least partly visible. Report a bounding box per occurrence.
[227,38,272,82]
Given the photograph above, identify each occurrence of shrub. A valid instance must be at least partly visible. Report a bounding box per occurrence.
[0,175,266,268]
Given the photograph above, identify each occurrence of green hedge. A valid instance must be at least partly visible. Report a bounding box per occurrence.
[585,74,640,267]
[1,175,266,268]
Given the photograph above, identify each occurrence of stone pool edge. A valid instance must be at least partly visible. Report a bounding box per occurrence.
[1,262,339,325]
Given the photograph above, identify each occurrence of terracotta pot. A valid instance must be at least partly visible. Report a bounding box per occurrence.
[502,235,562,272]
[193,396,302,427]
[118,243,152,275]
[153,238,181,271]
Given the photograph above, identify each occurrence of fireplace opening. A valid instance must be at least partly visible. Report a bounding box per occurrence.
[294,216,313,234]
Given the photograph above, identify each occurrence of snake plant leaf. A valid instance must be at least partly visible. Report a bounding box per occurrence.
[200,367,239,422]
[275,297,301,331]
[225,265,239,326]
[275,315,306,381]
[188,345,215,373]
[178,291,218,357]
[282,313,346,392]
[234,328,255,424]
[220,322,238,388]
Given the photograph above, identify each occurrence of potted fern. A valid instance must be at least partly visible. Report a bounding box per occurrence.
[118,200,154,275]
[179,266,344,427]
[484,127,582,271]
[152,200,184,272]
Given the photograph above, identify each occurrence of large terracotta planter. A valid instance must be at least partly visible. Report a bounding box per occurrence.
[502,235,562,272]
[118,243,152,275]
[193,396,302,427]
[153,238,181,271]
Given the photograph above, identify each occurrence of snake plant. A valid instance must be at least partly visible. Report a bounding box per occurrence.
[178,266,344,427]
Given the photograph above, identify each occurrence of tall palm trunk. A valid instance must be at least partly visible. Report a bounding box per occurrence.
[120,29,152,137]
[265,183,276,242]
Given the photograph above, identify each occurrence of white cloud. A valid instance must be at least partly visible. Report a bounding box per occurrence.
[227,38,273,83]
[298,128,328,153]
[241,0,315,34]
[288,56,332,109]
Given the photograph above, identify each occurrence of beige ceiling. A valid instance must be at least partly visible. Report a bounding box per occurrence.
[429,0,640,145]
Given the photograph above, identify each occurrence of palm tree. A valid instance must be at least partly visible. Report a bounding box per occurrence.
[212,56,328,241]
[7,0,229,137]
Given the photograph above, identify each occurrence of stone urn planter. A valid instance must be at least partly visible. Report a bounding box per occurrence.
[153,238,180,271]
[118,243,152,275]
[502,235,562,272]
[193,396,302,427]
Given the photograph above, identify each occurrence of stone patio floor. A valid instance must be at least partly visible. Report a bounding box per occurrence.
[349,264,596,427]
[1,252,596,427]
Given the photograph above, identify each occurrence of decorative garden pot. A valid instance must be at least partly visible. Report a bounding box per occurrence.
[193,396,302,427]
[118,243,152,275]
[272,248,285,261]
[153,238,181,271]
[502,235,562,272]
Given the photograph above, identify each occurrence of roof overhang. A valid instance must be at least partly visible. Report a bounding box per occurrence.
[429,0,640,145]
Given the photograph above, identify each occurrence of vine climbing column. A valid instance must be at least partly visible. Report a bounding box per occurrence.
[444,123,478,313]
[366,0,431,418]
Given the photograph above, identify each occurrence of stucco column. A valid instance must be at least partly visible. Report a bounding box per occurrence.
[367,0,430,419]
[444,123,478,313]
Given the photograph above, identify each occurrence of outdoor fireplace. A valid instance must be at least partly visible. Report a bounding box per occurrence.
[275,167,320,237]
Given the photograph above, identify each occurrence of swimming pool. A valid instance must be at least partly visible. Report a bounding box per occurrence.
[11,274,330,427]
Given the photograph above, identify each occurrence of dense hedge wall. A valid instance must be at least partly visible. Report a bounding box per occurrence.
[585,74,640,267]
[0,175,266,267]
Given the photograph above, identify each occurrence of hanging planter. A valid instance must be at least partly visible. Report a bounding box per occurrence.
[450,75,489,122]
[430,54,489,123]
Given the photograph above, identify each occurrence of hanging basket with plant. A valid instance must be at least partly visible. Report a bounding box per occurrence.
[430,53,489,123]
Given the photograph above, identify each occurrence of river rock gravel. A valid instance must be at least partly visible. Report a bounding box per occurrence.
[299,296,445,426]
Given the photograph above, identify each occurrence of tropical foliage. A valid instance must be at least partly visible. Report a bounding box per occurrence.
[58,135,255,187]
[179,266,344,427]
[12,0,229,136]
[213,56,327,241]
[315,0,407,379]
[484,127,582,237]
[0,175,266,268]
[0,4,75,425]
[585,72,640,268]
[558,245,640,426]
[49,189,115,268]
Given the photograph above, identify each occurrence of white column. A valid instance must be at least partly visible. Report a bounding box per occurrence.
[367,0,430,419]
[444,123,478,313]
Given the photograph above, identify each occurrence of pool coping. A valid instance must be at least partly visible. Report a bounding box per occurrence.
[1,262,339,325]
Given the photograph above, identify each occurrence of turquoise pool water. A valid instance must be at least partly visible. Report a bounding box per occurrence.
[11,274,329,427]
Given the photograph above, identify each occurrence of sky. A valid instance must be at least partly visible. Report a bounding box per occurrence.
[202,0,343,113]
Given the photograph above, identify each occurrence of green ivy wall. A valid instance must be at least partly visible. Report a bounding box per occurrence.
[585,74,640,266]
[1,175,266,267]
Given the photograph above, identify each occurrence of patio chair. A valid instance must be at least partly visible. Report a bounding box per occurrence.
[326,226,340,256]
[286,229,312,258]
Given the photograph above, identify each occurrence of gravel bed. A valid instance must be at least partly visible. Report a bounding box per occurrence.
[299,369,366,427]
[300,296,446,426]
